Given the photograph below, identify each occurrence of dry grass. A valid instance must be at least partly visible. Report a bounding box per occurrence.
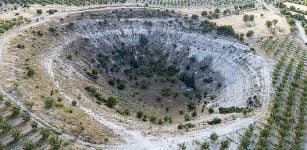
[211,9,290,37]
[284,2,307,11]
[0,25,122,144]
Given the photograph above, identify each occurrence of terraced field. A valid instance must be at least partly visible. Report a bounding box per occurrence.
[0,0,257,8]
[252,35,307,150]
[0,94,62,150]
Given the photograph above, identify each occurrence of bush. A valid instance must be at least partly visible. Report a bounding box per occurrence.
[184,114,191,121]
[47,9,58,15]
[191,14,199,20]
[44,97,55,109]
[108,79,115,86]
[161,87,172,96]
[137,111,144,119]
[11,129,22,141]
[150,116,157,123]
[246,30,254,38]
[31,121,38,129]
[217,25,235,36]
[24,100,34,109]
[201,11,208,16]
[106,96,117,108]
[5,100,12,107]
[21,112,30,122]
[208,108,214,114]
[201,141,209,150]
[210,132,218,141]
[0,120,11,131]
[191,110,197,117]
[187,102,197,111]
[17,44,25,49]
[37,9,42,14]
[72,100,77,106]
[0,93,3,101]
[26,67,35,77]
[39,127,51,139]
[24,140,35,150]
[11,105,21,117]
[139,34,149,47]
[177,123,195,130]
[116,81,125,90]
[48,134,62,150]
[220,139,230,149]
[207,117,222,125]
[85,86,105,102]
[140,79,150,89]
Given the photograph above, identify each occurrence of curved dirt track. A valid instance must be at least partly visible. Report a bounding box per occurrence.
[0,6,274,150]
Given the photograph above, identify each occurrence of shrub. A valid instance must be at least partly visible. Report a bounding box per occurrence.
[116,81,125,90]
[11,129,22,141]
[191,14,199,20]
[0,120,12,131]
[44,97,55,109]
[72,100,77,106]
[85,86,105,102]
[184,114,191,121]
[66,54,73,60]
[11,105,21,117]
[139,34,149,47]
[201,11,208,16]
[246,30,254,38]
[37,30,44,36]
[150,116,157,123]
[210,132,218,141]
[106,96,117,108]
[47,9,58,15]
[191,110,197,117]
[140,79,150,89]
[207,117,222,125]
[5,100,12,107]
[24,100,34,109]
[208,108,214,114]
[37,9,42,14]
[49,134,62,150]
[0,93,3,101]
[24,140,35,150]
[21,112,30,122]
[108,79,115,86]
[137,111,144,119]
[17,44,25,49]
[66,22,75,29]
[201,141,209,150]
[161,87,172,96]
[39,127,51,139]
[26,67,35,77]
[220,139,230,149]
[187,102,197,111]
[179,110,184,115]
[31,121,38,129]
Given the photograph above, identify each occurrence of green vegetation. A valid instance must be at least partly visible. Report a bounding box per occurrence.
[207,117,221,125]
[243,14,254,22]
[44,97,55,109]
[238,124,254,150]
[106,96,117,108]
[210,132,218,141]
[177,123,195,130]
[0,16,29,35]
[26,66,36,77]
